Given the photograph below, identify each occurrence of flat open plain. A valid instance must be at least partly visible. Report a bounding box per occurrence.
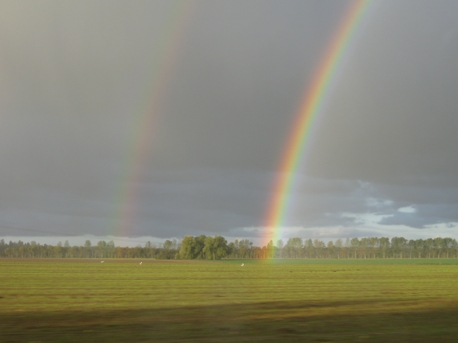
[1,258,458,342]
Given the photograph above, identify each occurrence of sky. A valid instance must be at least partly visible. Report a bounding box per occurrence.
[1,0,458,246]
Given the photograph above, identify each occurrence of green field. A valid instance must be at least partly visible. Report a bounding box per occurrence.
[1,259,458,342]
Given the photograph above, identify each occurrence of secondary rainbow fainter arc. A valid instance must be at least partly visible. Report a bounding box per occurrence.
[110,1,197,238]
[263,0,373,249]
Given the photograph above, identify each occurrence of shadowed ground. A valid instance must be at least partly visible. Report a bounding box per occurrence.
[2,300,458,342]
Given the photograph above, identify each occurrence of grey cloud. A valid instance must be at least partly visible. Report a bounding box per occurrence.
[307,0,458,186]
[0,1,457,240]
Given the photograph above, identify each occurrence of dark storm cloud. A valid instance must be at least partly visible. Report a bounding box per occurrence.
[0,1,457,241]
[307,0,458,185]
[154,0,350,171]
[130,169,272,237]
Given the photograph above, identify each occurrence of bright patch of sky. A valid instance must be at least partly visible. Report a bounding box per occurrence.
[398,206,417,213]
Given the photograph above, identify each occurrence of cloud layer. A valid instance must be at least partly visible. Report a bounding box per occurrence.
[0,1,457,242]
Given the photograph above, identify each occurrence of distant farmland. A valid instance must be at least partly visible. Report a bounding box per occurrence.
[1,259,458,342]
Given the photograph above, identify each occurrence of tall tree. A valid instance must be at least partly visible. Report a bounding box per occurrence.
[179,236,195,259]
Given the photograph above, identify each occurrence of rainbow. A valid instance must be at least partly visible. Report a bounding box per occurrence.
[111,1,196,237]
[263,0,372,247]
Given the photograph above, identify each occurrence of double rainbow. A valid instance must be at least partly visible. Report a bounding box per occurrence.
[264,0,372,247]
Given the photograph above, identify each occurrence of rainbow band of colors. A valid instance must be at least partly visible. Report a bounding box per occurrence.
[264,0,372,247]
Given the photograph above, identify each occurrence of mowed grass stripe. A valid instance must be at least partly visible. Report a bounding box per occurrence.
[1,259,458,342]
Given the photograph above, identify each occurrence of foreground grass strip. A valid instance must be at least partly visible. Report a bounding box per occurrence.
[1,259,458,342]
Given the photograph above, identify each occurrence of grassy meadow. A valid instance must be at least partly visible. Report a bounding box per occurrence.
[1,258,458,342]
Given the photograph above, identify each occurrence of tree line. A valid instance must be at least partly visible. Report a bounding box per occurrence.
[1,236,458,259]
[0,239,178,259]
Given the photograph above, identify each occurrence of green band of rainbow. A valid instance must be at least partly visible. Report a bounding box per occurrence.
[264,0,372,247]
